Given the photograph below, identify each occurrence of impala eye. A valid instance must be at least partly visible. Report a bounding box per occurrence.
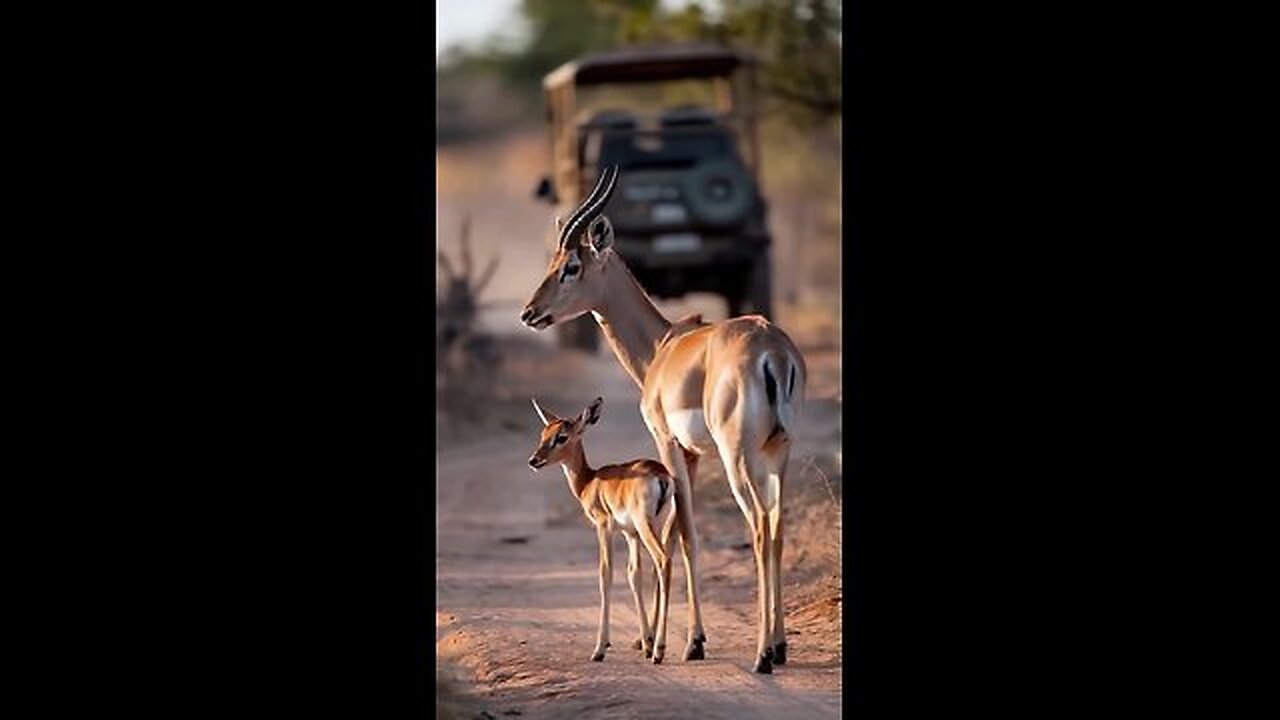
[554,433,568,445]
[560,263,580,281]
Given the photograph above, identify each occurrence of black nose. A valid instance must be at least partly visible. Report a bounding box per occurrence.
[520,307,535,323]
[528,457,541,469]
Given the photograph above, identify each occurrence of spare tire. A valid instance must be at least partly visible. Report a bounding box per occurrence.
[682,159,753,228]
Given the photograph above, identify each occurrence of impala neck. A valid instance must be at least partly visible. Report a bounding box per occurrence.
[592,250,671,389]
[559,442,595,501]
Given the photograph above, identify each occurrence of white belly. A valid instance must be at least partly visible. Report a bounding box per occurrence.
[667,408,715,453]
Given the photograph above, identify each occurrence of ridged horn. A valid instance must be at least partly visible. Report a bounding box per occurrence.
[557,164,619,249]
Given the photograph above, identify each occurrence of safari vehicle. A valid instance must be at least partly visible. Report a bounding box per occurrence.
[534,44,773,351]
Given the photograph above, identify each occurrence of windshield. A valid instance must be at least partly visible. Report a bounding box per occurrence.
[582,127,733,171]
[576,78,726,117]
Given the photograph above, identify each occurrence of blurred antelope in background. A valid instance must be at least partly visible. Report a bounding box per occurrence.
[527,396,678,664]
[437,216,501,377]
[520,166,806,673]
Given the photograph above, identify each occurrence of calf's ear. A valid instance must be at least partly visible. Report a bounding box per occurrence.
[583,396,604,425]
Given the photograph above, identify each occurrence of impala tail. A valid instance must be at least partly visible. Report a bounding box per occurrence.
[760,349,803,439]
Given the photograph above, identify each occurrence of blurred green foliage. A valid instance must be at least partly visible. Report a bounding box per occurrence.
[437,0,841,142]
[613,0,842,123]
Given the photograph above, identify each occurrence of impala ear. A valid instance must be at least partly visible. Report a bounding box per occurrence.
[581,396,603,426]
[586,215,614,254]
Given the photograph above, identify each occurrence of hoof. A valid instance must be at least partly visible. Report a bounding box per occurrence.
[773,642,788,665]
[653,645,665,664]
[632,638,643,650]
[683,641,706,661]
[696,632,707,644]
[604,642,611,648]
[753,653,774,674]
[590,651,605,662]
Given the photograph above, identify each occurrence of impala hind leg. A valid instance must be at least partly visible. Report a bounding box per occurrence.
[764,440,791,664]
[749,501,774,674]
[719,444,775,673]
[635,512,672,665]
[768,500,787,664]
[623,533,654,657]
[591,525,614,662]
[655,438,707,661]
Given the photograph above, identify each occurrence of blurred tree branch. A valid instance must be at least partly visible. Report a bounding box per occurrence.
[600,0,842,125]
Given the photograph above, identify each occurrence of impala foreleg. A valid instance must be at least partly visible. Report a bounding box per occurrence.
[654,437,707,660]
[592,524,613,661]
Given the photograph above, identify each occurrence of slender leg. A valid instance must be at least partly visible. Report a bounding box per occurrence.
[767,449,789,663]
[591,524,613,661]
[761,440,790,663]
[624,532,653,657]
[751,504,774,673]
[651,451,702,651]
[686,450,708,651]
[653,496,679,634]
[718,441,774,674]
[769,499,786,663]
[649,566,660,636]
[654,437,707,661]
[659,498,679,550]
[658,541,673,663]
[635,512,671,665]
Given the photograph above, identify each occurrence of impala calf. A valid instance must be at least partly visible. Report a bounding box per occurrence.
[527,396,678,664]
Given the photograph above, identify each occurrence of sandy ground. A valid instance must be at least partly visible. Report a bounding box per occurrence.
[436,129,843,719]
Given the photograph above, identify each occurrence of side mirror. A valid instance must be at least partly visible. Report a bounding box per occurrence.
[534,176,557,204]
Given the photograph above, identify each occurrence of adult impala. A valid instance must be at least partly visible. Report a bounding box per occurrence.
[520,165,806,673]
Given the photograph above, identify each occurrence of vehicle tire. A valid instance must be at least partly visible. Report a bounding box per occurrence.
[557,315,600,353]
[683,160,754,228]
[734,256,773,319]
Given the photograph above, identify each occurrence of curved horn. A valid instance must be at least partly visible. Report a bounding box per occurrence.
[531,397,551,426]
[558,164,619,249]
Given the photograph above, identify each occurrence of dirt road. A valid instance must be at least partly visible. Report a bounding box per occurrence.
[436,321,843,719]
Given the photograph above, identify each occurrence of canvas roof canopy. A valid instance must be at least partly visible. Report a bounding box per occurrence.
[544,44,754,90]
